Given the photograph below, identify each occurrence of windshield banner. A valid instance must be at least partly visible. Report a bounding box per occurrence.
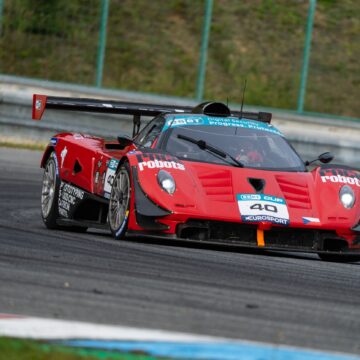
[163,115,283,136]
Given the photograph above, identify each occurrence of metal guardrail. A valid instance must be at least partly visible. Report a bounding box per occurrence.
[0,1,358,118]
[0,77,359,168]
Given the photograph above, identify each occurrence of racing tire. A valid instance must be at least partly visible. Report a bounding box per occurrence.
[41,153,87,232]
[318,253,360,263]
[108,162,131,240]
[41,153,61,229]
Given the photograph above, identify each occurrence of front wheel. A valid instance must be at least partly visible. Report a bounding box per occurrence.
[318,253,360,263]
[108,162,131,240]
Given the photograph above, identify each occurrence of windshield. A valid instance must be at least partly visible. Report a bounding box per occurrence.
[163,125,305,171]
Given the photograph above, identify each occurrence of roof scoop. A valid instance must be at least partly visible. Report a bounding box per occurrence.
[192,102,231,117]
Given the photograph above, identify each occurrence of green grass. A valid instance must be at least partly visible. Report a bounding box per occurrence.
[0,140,47,151]
[0,0,358,117]
[0,337,168,360]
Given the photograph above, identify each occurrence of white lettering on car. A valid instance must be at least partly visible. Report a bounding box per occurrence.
[138,159,185,171]
[321,175,360,187]
[60,146,68,168]
[58,182,85,218]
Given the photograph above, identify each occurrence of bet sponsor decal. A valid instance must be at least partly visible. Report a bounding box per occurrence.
[163,115,283,136]
[237,193,289,226]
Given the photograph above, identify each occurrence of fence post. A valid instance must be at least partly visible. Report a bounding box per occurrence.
[96,0,110,87]
[297,0,316,114]
[0,0,4,36]
[195,0,213,102]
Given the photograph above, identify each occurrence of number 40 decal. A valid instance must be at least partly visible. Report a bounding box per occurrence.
[250,203,278,213]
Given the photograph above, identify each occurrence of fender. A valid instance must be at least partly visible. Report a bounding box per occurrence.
[312,165,360,231]
[40,137,60,168]
[126,150,198,214]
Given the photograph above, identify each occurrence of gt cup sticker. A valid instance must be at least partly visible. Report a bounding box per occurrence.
[104,158,119,194]
[237,194,289,226]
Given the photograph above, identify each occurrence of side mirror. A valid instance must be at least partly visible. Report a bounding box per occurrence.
[305,152,334,166]
[318,152,334,164]
[117,134,133,147]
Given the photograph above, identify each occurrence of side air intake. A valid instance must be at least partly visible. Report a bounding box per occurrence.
[192,102,231,117]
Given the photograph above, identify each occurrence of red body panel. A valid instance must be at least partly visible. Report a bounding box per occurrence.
[33,93,360,256]
[43,133,360,250]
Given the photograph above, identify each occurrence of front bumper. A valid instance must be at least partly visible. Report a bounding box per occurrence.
[129,219,360,255]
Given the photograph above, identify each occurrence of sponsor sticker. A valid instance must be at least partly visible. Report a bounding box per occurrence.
[50,137,58,146]
[60,146,68,168]
[53,152,59,176]
[94,171,99,184]
[115,210,129,237]
[104,159,119,194]
[321,174,360,187]
[134,152,185,172]
[138,159,185,171]
[237,193,289,226]
[163,115,283,136]
[302,217,320,225]
[58,182,85,218]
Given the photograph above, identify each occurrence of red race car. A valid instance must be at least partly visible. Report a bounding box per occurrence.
[33,95,360,261]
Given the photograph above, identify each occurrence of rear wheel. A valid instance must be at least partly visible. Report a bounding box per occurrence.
[318,253,360,263]
[41,153,87,232]
[41,154,60,229]
[108,162,131,240]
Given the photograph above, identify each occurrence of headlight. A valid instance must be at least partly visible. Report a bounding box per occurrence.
[339,185,355,209]
[157,170,176,195]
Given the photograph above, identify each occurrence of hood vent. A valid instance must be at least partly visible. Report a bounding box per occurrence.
[248,178,265,193]
[197,168,233,202]
[276,175,311,209]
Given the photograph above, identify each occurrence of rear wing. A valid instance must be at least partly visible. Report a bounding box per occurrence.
[32,94,272,137]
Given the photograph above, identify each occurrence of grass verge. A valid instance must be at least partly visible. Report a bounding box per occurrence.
[0,337,169,360]
[0,139,47,151]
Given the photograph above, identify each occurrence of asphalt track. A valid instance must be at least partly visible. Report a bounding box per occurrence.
[0,148,359,356]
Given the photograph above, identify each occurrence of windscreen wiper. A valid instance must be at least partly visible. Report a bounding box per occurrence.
[177,134,243,167]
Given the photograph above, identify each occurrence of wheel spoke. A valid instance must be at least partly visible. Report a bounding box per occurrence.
[109,168,130,233]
